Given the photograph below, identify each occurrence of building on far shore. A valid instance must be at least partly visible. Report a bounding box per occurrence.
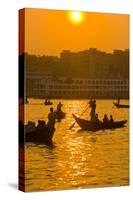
[59,48,129,79]
[26,73,129,99]
[25,48,129,99]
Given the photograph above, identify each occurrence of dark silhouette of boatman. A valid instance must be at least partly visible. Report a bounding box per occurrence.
[47,107,56,132]
[89,99,96,121]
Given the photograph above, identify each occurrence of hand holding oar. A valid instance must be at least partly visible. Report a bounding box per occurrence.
[69,105,89,130]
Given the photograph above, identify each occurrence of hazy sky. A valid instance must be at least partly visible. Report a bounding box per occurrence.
[23,8,129,56]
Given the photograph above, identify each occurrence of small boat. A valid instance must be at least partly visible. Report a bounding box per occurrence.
[26,127,55,144]
[19,121,55,144]
[55,111,65,121]
[113,102,129,108]
[44,101,53,105]
[72,114,127,132]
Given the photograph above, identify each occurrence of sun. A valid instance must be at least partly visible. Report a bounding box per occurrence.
[69,11,84,24]
[72,12,81,22]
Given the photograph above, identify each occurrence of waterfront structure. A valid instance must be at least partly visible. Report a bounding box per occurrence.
[60,48,129,79]
[25,48,129,99]
[26,73,129,99]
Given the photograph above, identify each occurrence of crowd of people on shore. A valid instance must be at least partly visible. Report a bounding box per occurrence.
[89,99,114,124]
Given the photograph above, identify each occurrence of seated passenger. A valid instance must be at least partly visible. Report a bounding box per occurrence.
[37,120,46,129]
[57,102,62,113]
[94,113,101,124]
[103,114,109,124]
[26,121,35,132]
[109,115,114,123]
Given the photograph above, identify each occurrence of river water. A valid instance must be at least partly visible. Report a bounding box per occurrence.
[24,99,129,192]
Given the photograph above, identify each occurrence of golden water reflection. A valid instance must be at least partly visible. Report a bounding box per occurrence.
[25,99,129,191]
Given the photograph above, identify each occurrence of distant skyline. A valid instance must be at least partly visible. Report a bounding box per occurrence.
[23,8,129,56]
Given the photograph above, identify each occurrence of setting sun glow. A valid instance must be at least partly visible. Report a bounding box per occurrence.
[70,11,83,24]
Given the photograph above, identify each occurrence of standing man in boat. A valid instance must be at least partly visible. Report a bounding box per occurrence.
[89,99,96,121]
[47,107,57,133]
[88,98,93,106]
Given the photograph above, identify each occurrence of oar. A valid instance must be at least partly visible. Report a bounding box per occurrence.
[69,104,89,130]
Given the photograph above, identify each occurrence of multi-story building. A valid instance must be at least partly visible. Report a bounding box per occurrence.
[31,76,129,99]
[26,72,51,97]
[25,48,129,99]
[60,48,129,79]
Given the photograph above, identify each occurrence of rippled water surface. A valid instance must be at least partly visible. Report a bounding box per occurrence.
[24,99,129,191]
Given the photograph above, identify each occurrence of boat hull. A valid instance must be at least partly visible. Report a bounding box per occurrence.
[26,127,55,144]
[19,122,55,145]
[44,102,53,105]
[55,111,65,121]
[113,102,129,108]
[72,114,127,132]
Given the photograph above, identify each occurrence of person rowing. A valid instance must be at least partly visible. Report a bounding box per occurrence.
[89,99,96,120]
[93,113,101,123]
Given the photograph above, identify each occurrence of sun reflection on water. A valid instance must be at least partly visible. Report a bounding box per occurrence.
[24,99,129,191]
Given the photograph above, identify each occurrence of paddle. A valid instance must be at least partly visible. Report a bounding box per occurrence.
[69,104,89,130]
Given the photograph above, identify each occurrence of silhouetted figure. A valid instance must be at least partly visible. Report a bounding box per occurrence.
[89,99,96,120]
[90,99,96,112]
[37,120,46,129]
[103,114,109,124]
[57,101,63,113]
[47,107,56,132]
[110,115,114,123]
[89,98,93,105]
[25,121,35,132]
[95,113,100,123]
[45,99,48,104]
[90,110,95,121]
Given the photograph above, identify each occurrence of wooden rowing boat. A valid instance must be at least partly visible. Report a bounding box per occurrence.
[19,121,55,144]
[72,114,127,131]
[55,111,65,121]
[113,102,129,108]
[44,102,53,105]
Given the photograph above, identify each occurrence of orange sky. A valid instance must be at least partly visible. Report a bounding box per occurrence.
[24,8,129,56]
